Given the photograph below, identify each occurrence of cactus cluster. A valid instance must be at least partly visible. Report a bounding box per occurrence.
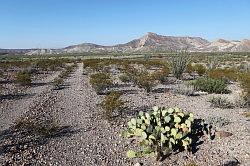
[124,106,194,160]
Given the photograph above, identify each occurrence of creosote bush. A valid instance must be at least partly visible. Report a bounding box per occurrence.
[191,77,229,94]
[123,106,194,161]
[90,72,113,94]
[100,91,124,121]
[15,71,32,85]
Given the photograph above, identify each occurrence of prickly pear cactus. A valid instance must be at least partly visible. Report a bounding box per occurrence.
[123,106,194,160]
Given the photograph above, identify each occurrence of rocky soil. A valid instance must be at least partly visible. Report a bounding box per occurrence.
[0,63,249,166]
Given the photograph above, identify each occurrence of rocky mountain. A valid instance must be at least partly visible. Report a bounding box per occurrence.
[200,39,250,52]
[2,32,250,55]
[63,32,211,53]
[62,32,250,53]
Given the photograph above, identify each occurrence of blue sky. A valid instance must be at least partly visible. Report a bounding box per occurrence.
[0,0,249,48]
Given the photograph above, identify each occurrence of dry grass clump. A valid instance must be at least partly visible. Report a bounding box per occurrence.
[14,115,60,136]
[208,96,235,109]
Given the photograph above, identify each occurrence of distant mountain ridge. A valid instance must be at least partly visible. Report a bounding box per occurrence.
[1,32,250,55]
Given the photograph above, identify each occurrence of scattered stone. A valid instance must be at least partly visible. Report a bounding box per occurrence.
[215,131,233,138]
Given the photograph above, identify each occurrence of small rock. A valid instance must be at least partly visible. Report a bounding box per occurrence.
[134,163,142,166]
[215,131,233,138]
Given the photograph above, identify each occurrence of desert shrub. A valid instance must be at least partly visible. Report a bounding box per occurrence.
[134,70,156,93]
[143,60,166,69]
[123,106,194,160]
[185,162,198,166]
[0,61,32,70]
[186,63,196,74]
[242,111,250,118]
[171,53,190,79]
[90,72,113,94]
[83,59,106,71]
[58,64,76,78]
[122,65,139,81]
[152,65,170,83]
[191,77,229,94]
[207,117,231,128]
[100,91,125,121]
[119,74,131,83]
[15,71,32,85]
[15,115,59,136]
[238,72,250,107]
[34,59,65,71]
[208,96,235,109]
[194,64,206,76]
[172,84,196,96]
[207,68,237,83]
[186,63,206,76]
[52,78,64,90]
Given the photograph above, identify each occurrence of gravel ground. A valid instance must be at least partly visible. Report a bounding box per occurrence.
[0,71,60,130]
[0,63,249,166]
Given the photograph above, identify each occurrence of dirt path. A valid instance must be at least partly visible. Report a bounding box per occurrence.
[39,63,131,166]
[0,71,60,130]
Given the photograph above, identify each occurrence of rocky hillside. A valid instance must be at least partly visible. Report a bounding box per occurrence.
[62,32,250,53]
[2,32,250,55]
